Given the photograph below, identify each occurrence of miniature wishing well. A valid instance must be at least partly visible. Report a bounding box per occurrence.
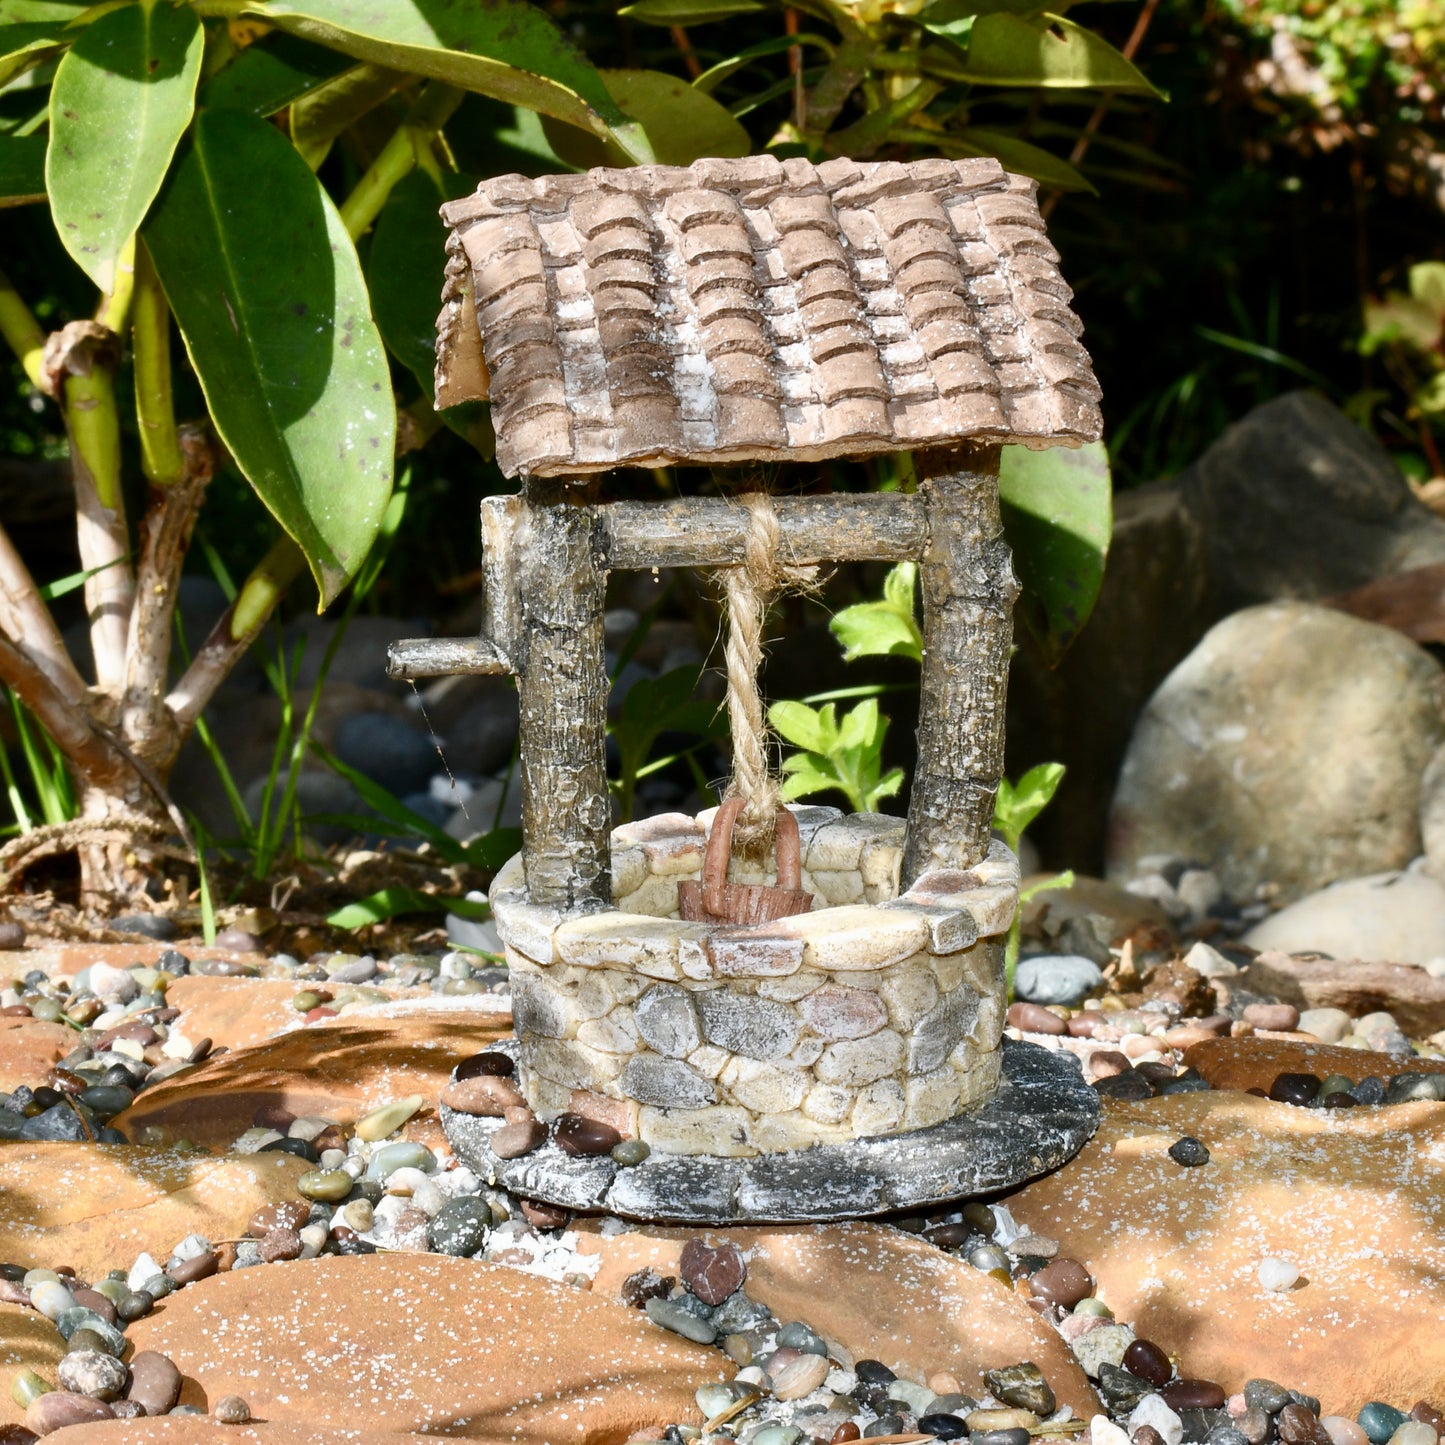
[390,155,1102,1223]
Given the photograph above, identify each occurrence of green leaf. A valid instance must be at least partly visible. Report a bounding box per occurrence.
[999,438,1111,666]
[145,107,394,607]
[327,886,492,928]
[956,12,1161,93]
[769,699,833,755]
[993,761,1065,846]
[829,561,922,663]
[289,61,404,169]
[200,31,351,116]
[0,132,45,206]
[694,32,833,94]
[250,0,654,162]
[0,21,66,86]
[46,2,203,292]
[543,68,748,168]
[619,0,767,25]
[0,2,88,20]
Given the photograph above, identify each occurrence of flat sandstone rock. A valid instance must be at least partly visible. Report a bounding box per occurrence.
[123,1253,716,1443]
[1003,1090,1445,1413]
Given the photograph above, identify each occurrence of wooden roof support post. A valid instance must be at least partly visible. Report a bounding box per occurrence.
[513,481,612,911]
[902,445,1018,889]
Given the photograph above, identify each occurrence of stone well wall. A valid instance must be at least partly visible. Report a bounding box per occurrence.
[489,806,1019,1157]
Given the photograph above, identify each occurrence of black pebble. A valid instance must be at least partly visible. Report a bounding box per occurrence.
[971,1430,1031,1445]
[1168,1136,1210,1167]
[1351,1076,1387,1105]
[855,1359,897,1385]
[1095,1071,1155,1100]
[1267,1073,1320,1107]
[864,1416,905,1438]
[1160,1069,1212,1095]
[260,1137,317,1163]
[918,1414,969,1440]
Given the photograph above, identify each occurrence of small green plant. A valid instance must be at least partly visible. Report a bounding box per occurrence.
[1360,262,1445,474]
[994,762,1075,992]
[609,665,727,823]
[829,562,923,664]
[770,696,904,814]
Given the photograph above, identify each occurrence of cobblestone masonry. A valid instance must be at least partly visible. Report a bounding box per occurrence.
[489,806,1019,1156]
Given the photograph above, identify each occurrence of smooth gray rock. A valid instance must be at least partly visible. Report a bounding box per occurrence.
[443,1037,1098,1223]
[334,711,439,797]
[695,989,798,1062]
[1014,955,1104,1007]
[417,672,520,777]
[445,913,502,955]
[635,984,702,1058]
[1108,603,1445,904]
[240,769,372,849]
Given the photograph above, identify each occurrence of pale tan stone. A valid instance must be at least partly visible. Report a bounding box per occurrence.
[804,821,866,872]
[802,1081,853,1125]
[860,839,903,896]
[638,1103,757,1156]
[678,939,711,980]
[616,873,682,920]
[573,970,617,1021]
[965,993,1004,1050]
[577,1012,641,1054]
[121,1253,715,1442]
[493,899,560,964]
[705,930,805,978]
[952,1048,1002,1105]
[965,885,1018,939]
[685,1043,731,1080]
[610,846,649,899]
[552,913,698,977]
[757,973,823,1003]
[749,1109,848,1151]
[786,1035,826,1068]
[808,868,867,906]
[644,836,706,876]
[776,906,929,972]
[720,1057,810,1113]
[517,1066,572,1119]
[851,1078,906,1134]
[614,812,704,848]
[800,984,889,1040]
[905,1066,963,1129]
[814,1030,905,1088]
[880,966,941,1030]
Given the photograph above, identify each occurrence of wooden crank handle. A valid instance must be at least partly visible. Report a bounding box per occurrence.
[773,807,801,890]
[703,796,744,919]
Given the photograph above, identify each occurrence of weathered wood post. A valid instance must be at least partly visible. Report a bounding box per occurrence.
[387,154,1105,1221]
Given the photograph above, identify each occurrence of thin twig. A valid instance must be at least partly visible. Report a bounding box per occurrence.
[0,634,113,779]
[0,521,87,704]
[671,24,702,80]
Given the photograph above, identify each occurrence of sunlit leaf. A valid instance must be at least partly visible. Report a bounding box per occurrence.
[543,67,748,168]
[620,0,766,25]
[47,1,203,291]
[289,61,404,169]
[0,21,66,86]
[327,886,491,928]
[201,30,351,116]
[954,11,1161,93]
[250,0,654,162]
[0,132,44,206]
[694,32,833,94]
[999,438,1111,665]
[994,761,1065,844]
[942,125,1094,191]
[146,108,393,608]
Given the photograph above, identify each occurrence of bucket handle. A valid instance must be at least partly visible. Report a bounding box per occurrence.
[702,798,802,918]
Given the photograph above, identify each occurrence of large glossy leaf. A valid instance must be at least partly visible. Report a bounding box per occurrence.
[999,439,1111,666]
[146,108,393,608]
[619,0,766,26]
[0,1,87,18]
[200,30,351,115]
[250,0,653,162]
[0,20,66,85]
[940,125,1093,191]
[289,61,404,169]
[544,68,748,168]
[958,12,1160,93]
[0,133,45,206]
[47,2,203,292]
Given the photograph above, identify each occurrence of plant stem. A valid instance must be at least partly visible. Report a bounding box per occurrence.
[0,263,45,390]
[828,78,941,157]
[0,635,113,781]
[0,522,87,704]
[95,235,136,336]
[338,82,462,240]
[132,241,183,488]
[803,28,876,138]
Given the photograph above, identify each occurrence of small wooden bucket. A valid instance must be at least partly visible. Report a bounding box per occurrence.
[678,797,814,926]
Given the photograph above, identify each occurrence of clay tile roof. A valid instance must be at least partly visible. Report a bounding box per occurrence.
[436,156,1102,480]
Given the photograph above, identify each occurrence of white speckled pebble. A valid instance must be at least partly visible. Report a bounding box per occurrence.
[1129,1396,1184,1445]
[1257,1257,1300,1292]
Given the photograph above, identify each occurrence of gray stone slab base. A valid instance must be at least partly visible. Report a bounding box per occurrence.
[442,1037,1099,1224]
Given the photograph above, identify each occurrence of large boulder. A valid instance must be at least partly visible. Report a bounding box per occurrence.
[1106,602,1445,903]
[1007,392,1445,871]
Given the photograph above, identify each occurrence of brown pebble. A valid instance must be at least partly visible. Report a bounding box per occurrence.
[46,1069,86,1096]
[0,1005,31,1017]
[1028,1256,1093,1309]
[1067,1012,1104,1038]
[925,1223,973,1248]
[257,1227,303,1263]
[0,921,27,950]
[125,1351,182,1416]
[1243,1003,1301,1032]
[213,1394,252,1424]
[215,1242,238,1273]
[1090,1051,1132,1080]
[1007,1002,1068,1036]
[1277,1404,1323,1444]
[1135,1428,1167,1445]
[554,1112,621,1157]
[26,1392,115,1434]
[619,1268,674,1309]
[455,1050,515,1080]
[1410,1405,1444,1435]
[679,1238,746,1305]
[251,1102,295,1132]
[188,1037,212,1063]
[167,1251,218,1286]
[519,1198,570,1229]
[68,1287,117,1326]
[1122,1337,1172,1386]
[312,1125,346,1155]
[1238,1407,1272,1444]
[831,1426,862,1444]
[1162,1379,1227,1410]
[0,1280,28,1305]
[441,1074,526,1116]
[249,1201,311,1238]
[490,1118,547,1159]
[214,928,263,953]
[503,1105,534,1125]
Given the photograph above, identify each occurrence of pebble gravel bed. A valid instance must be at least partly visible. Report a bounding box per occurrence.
[2,942,1445,1442]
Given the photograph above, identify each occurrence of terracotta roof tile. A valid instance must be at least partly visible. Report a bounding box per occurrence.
[436,157,1101,477]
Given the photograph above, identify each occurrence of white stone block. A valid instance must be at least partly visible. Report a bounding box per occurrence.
[851,1077,906,1134]
[879,966,940,1030]
[639,1103,757,1156]
[720,1056,810,1113]
[815,1030,905,1087]
[802,1081,853,1125]
[577,1011,641,1053]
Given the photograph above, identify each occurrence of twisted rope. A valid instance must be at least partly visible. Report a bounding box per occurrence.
[721,493,816,853]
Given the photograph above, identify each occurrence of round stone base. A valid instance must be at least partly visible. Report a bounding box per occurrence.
[442,1037,1099,1224]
